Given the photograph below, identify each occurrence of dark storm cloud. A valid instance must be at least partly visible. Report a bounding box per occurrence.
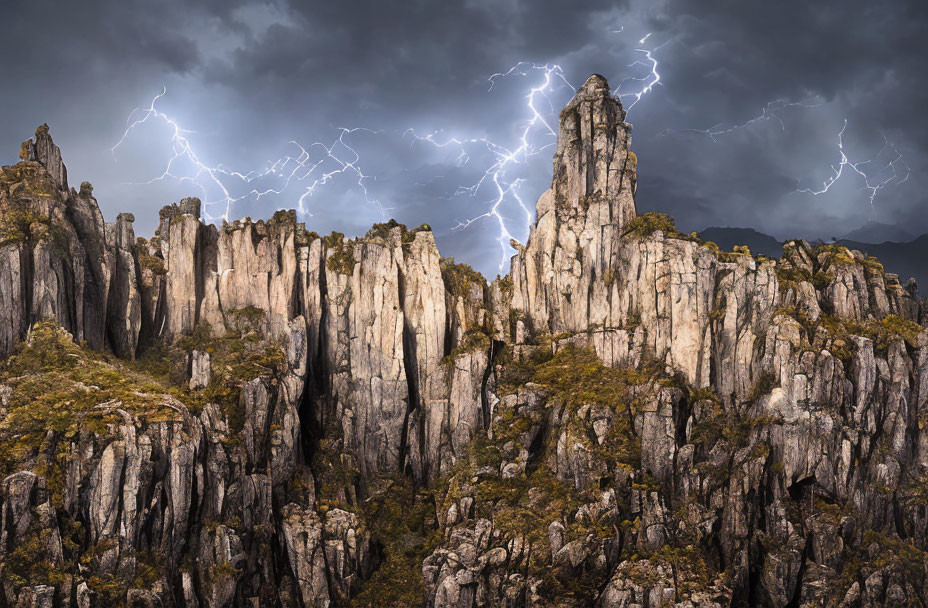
[626,0,928,241]
[0,0,925,276]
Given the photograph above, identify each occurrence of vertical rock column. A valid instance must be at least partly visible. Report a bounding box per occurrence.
[106,212,141,358]
[511,74,637,337]
[161,198,204,341]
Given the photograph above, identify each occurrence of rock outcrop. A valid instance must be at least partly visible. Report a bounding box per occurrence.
[1,77,927,607]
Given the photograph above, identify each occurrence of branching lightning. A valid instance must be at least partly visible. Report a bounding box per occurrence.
[659,92,909,209]
[659,98,823,142]
[404,62,574,270]
[615,33,666,113]
[110,30,670,271]
[110,88,387,222]
[794,119,910,207]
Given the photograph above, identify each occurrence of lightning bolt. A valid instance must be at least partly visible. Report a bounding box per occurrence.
[109,88,387,222]
[657,91,908,210]
[110,42,664,269]
[615,33,666,113]
[659,98,823,142]
[794,118,910,207]
[404,62,574,271]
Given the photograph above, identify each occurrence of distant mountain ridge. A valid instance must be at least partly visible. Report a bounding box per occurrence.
[699,226,928,291]
[698,226,783,258]
[841,220,916,244]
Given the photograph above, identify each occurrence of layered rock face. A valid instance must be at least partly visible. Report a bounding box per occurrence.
[0,125,140,360]
[1,76,927,608]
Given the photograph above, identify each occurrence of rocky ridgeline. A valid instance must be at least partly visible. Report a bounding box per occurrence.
[0,75,926,607]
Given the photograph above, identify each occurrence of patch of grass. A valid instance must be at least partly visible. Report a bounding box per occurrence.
[865,314,924,352]
[0,330,178,509]
[172,314,287,432]
[0,322,180,497]
[623,212,686,239]
[776,264,813,294]
[817,313,924,360]
[2,518,72,589]
[440,257,487,297]
[323,232,356,275]
[134,238,166,275]
[351,478,441,607]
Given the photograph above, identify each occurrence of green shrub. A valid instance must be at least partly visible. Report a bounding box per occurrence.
[440,256,487,296]
[624,212,685,239]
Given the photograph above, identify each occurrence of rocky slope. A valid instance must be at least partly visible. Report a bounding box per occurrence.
[0,75,927,607]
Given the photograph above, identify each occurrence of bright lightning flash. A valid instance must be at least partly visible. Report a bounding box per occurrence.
[404,62,574,271]
[659,98,823,142]
[615,33,667,112]
[795,119,910,208]
[110,88,387,222]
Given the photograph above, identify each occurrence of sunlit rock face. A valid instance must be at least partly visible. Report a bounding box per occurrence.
[1,78,927,607]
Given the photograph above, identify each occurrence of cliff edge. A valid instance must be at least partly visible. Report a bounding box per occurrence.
[0,77,927,607]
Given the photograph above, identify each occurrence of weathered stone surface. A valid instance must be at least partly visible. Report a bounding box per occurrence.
[1,85,928,608]
[105,212,141,357]
[281,504,330,608]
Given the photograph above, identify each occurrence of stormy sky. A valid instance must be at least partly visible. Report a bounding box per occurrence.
[1,0,925,276]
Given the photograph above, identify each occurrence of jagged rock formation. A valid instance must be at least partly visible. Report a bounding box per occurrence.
[1,76,927,607]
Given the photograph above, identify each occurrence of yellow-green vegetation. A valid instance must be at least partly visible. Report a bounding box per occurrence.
[688,384,782,488]
[431,344,696,603]
[744,371,778,404]
[440,256,486,297]
[710,296,727,321]
[532,345,646,468]
[134,237,166,275]
[434,425,605,603]
[365,218,433,246]
[0,158,72,247]
[323,232,356,274]
[311,429,360,510]
[814,243,858,266]
[819,313,923,359]
[779,242,897,296]
[0,322,180,504]
[350,479,440,607]
[173,309,287,434]
[497,274,514,297]
[863,314,924,352]
[615,541,715,602]
[1,160,58,199]
[861,255,885,273]
[496,342,553,390]
[2,520,73,590]
[775,264,814,294]
[269,208,297,226]
[775,305,924,362]
[440,258,492,361]
[447,328,491,361]
[367,218,406,241]
[0,197,53,245]
[623,212,688,239]
[830,531,927,600]
[76,543,167,605]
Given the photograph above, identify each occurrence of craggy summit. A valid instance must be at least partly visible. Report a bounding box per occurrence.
[1,75,927,607]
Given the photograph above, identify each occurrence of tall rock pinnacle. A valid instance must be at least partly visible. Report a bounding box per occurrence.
[510,74,637,336]
[552,74,636,228]
[19,124,68,191]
